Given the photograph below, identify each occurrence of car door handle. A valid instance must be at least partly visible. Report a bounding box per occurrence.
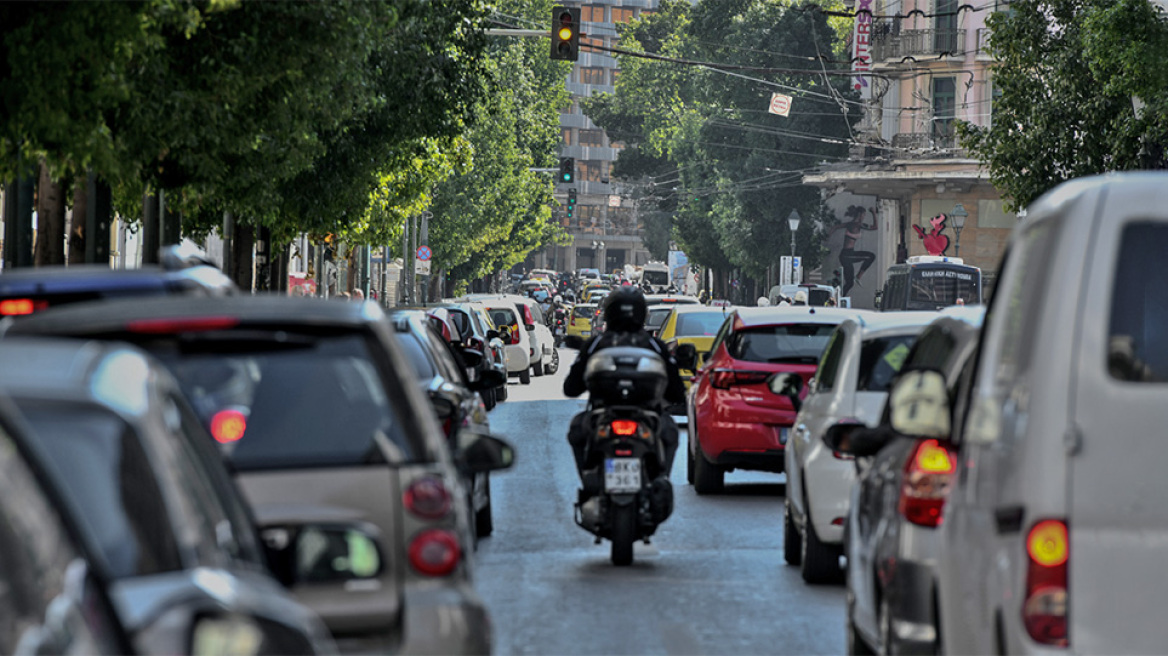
[994,506,1024,535]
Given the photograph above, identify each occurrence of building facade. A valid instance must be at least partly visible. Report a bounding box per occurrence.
[531,0,658,276]
[804,0,1015,305]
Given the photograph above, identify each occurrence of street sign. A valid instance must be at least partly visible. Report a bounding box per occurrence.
[415,259,431,275]
[768,92,792,117]
[416,245,432,261]
[608,195,621,207]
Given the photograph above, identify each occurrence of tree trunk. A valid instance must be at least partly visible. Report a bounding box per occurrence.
[68,180,87,265]
[34,162,66,266]
[231,224,255,292]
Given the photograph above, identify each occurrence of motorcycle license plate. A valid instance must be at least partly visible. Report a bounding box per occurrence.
[604,458,641,493]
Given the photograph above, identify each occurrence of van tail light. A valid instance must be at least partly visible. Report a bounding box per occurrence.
[0,298,49,316]
[403,477,452,520]
[710,369,770,389]
[897,439,956,528]
[1023,519,1069,647]
[408,529,461,577]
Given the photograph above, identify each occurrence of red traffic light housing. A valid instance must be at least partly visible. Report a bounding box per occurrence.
[550,7,580,61]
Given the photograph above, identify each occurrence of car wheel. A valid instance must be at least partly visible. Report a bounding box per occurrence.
[783,499,802,566]
[519,368,531,384]
[532,358,544,377]
[496,384,508,401]
[610,503,636,566]
[482,386,496,411]
[686,439,696,485]
[475,477,494,538]
[543,349,560,375]
[800,493,844,584]
[692,446,723,495]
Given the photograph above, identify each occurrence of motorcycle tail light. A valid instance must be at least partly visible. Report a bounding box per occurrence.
[611,420,638,436]
[408,529,461,577]
[403,477,451,520]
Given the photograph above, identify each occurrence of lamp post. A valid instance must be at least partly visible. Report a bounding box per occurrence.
[951,203,968,257]
[787,209,801,257]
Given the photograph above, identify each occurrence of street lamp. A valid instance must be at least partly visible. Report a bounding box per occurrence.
[787,209,801,257]
[950,203,968,257]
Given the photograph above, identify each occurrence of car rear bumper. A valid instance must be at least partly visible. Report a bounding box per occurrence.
[713,448,785,472]
[334,584,492,656]
[503,345,529,372]
[701,416,792,471]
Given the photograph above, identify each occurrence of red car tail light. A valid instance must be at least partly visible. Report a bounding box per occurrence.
[210,409,247,444]
[710,369,770,389]
[1023,519,1069,647]
[0,298,48,316]
[611,420,639,436]
[897,439,956,528]
[126,316,241,334]
[408,529,461,577]
[403,477,452,520]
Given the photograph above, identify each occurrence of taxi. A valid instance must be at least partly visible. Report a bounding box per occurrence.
[656,304,734,389]
[566,302,597,340]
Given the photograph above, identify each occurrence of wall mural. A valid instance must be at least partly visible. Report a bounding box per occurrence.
[913,214,950,256]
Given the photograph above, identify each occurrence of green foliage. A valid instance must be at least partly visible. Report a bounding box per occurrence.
[583,0,856,277]
[957,0,1168,211]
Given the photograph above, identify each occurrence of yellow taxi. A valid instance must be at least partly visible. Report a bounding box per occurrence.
[657,304,734,388]
[581,285,610,304]
[566,303,597,340]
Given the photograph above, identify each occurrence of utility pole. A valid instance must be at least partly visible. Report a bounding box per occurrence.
[419,210,431,303]
[85,173,112,266]
[142,191,160,264]
[401,216,411,305]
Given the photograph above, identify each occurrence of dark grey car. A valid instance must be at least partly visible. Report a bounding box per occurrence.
[0,338,335,655]
[5,296,513,654]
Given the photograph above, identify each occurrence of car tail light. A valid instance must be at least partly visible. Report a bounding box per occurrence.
[209,409,247,444]
[710,369,770,389]
[126,316,241,334]
[403,477,451,520]
[897,439,956,528]
[408,529,461,577]
[512,325,523,345]
[0,298,48,316]
[1023,519,1069,647]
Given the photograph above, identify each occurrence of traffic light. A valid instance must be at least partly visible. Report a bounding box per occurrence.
[550,6,580,61]
[831,267,843,288]
[566,188,577,219]
[558,156,575,184]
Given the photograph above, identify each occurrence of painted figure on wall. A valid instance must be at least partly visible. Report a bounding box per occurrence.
[830,205,878,296]
[914,214,951,256]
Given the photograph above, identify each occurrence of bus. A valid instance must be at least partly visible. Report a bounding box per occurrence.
[876,255,982,311]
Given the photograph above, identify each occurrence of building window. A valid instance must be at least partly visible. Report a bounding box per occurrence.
[608,207,637,236]
[562,128,573,145]
[578,160,607,183]
[581,5,605,22]
[579,130,605,147]
[932,77,956,147]
[580,67,606,85]
[612,7,634,23]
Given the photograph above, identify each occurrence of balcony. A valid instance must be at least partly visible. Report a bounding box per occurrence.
[891,132,959,156]
[871,28,966,62]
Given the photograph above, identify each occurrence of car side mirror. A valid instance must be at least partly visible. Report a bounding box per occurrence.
[674,343,697,370]
[767,372,804,412]
[471,368,506,391]
[429,394,457,421]
[888,369,951,439]
[563,335,584,349]
[261,522,384,588]
[456,430,516,474]
[823,421,891,458]
[486,329,500,340]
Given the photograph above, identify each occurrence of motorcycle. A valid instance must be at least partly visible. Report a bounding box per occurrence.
[573,345,674,566]
[553,307,567,347]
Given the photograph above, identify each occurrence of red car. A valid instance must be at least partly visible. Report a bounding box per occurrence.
[687,307,861,494]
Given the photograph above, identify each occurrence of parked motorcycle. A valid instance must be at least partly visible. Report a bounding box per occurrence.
[574,345,674,566]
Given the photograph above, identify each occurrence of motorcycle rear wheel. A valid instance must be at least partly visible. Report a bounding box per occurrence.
[610,503,637,566]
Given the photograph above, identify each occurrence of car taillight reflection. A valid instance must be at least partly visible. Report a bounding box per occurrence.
[710,369,770,389]
[408,529,461,577]
[210,409,248,443]
[403,477,452,520]
[0,298,49,315]
[1024,519,1069,647]
[897,439,956,527]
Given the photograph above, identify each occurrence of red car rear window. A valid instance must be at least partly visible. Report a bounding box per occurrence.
[726,324,836,364]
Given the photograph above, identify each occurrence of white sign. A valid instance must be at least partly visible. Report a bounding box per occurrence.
[608,195,621,207]
[768,93,793,117]
[792,256,802,283]
[852,0,873,99]
[780,256,793,286]
[415,259,431,275]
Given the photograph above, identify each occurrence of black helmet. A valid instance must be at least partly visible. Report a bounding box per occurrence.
[602,287,647,332]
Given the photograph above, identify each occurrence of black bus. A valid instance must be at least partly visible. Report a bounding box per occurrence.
[876,256,982,311]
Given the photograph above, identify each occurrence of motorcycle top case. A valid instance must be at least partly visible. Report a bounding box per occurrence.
[583,346,668,404]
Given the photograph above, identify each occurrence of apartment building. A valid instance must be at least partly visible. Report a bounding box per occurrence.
[531,0,658,276]
[804,0,1015,302]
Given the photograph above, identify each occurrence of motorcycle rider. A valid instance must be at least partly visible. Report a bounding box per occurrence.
[563,287,686,505]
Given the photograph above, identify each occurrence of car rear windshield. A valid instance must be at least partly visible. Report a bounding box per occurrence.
[857,335,916,391]
[726,323,837,363]
[1109,222,1168,382]
[573,305,595,319]
[155,333,418,470]
[398,331,437,379]
[643,271,669,285]
[908,267,980,309]
[17,402,184,579]
[807,289,833,306]
[488,308,518,327]
[646,307,672,329]
[675,312,729,337]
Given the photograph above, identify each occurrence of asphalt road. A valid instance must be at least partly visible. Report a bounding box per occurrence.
[476,348,846,655]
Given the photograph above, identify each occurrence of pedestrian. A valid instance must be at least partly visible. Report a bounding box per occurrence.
[757,296,770,307]
[955,297,965,306]
[352,289,365,301]
[793,290,808,306]
[824,297,837,307]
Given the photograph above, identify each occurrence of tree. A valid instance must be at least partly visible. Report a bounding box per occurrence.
[957,0,1168,211]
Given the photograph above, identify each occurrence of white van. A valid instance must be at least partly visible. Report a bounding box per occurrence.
[883,173,1168,654]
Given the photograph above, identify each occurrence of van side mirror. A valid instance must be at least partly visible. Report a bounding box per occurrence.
[888,369,951,439]
[674,343,697,370]
[767,372,804,412]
